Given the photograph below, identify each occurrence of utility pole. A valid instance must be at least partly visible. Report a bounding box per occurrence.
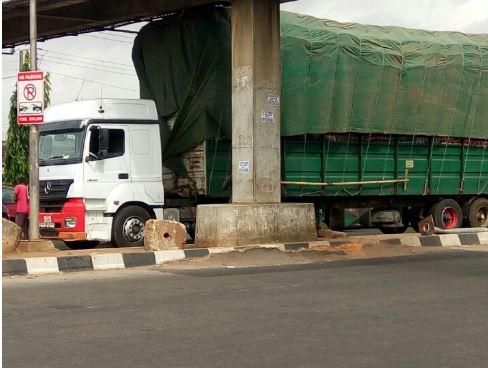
[28,0,40,240]
[19,50,25,71]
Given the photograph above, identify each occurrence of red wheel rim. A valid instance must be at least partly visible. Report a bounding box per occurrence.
[441,207,459,229]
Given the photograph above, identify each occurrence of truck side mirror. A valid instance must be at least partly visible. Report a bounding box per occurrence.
[86,125,107,161]
[99,128,110,152]
[96,128,110,159]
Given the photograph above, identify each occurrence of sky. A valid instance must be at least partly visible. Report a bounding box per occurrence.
[2,0,488,139]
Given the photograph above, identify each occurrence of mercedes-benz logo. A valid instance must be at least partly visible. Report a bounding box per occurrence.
[44,182,52,195]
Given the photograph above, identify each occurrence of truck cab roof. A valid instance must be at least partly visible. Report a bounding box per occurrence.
[43,99,159,125]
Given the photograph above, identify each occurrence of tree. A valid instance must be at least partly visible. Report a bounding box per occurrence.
[3,51,51,185]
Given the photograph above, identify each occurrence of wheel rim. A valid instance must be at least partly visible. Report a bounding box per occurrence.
[122,216,145,243]
[476,205,488,227]
[441,207,459,229]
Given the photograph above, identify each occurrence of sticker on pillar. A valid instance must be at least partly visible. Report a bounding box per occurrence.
[261,110,274,123]
[238,75,250,88]
[267,94,280,107]
[238,161,250,173]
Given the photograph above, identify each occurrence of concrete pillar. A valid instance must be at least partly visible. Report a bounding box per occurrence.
[231,0,281,204]
[194,0,317,247]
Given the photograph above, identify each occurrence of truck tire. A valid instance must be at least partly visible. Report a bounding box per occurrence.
[430,199,462,229]
[112,206,150,247]
[468,198,488,228]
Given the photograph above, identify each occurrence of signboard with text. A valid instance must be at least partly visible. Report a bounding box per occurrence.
[17,71,45,124]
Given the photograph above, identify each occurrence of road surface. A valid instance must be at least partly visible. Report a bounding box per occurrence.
[4,250,488,368]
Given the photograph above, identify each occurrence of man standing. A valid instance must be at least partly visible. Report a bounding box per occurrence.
[14,177,29,240]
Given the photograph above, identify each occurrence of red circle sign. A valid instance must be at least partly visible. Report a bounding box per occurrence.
[23,84,36,101]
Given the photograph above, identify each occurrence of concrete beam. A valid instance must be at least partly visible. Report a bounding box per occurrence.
[3,0,296,47]
[2,0,226,47]
[231,0,281,203]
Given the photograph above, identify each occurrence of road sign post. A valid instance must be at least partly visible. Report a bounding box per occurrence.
[28,0,40,240]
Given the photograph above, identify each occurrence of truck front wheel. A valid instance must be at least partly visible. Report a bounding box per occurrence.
[112,206,150,247]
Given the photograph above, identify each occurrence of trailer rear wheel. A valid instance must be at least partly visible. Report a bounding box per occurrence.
[468,198,488,228]
[430,199,462,229]
[112,205,150,247]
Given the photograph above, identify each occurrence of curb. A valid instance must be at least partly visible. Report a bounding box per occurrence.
[345,232,488,248]
[418,232,488,247]
[2,241,330,277]
[6,232,485,277]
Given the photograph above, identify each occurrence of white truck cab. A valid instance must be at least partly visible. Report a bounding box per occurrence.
[38,99,164,247]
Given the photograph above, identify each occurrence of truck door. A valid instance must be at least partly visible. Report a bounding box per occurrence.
[83,124,131,199]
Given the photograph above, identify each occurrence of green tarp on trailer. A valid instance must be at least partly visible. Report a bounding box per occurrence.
[132,7,488,163]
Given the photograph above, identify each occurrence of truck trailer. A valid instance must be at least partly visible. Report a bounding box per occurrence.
[37,9,488,246]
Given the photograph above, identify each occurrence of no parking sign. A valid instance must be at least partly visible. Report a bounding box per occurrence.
[17,71,44,124]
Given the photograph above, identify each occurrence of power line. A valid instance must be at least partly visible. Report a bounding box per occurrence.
[2,72,137,94]
[40,58,138,77]
[41,58,137,77]
[50,71,138,92]
[40,53,134,72]
[75,80,86,100]
[83,35,134,44]
[38,48,133,67]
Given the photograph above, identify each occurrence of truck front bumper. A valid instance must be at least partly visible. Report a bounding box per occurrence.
[39,198,86,241]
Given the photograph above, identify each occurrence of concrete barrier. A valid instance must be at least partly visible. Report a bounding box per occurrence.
[2,219,22,254]
[195,203,317,247]
[144,220,188,251]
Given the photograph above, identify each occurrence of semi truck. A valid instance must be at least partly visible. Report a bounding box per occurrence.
[38,9,488,247]
[38,100,164,246]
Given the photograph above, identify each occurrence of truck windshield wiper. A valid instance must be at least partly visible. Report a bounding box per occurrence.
[48,155,67,160]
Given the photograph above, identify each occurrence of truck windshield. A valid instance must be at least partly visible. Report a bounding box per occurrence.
[39,129,85,166]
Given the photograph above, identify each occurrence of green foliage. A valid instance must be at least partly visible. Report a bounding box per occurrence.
[3,51,52,186]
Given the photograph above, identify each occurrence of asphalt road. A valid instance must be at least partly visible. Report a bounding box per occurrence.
[4,251,488,368]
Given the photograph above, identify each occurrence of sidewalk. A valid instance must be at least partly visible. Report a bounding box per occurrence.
[4,231,487,277]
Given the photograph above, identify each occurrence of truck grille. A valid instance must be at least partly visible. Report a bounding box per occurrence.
[39,179,74,205]
[40,228,59,238]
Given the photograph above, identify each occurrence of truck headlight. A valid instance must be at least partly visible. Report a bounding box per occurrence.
[64,217,77,228]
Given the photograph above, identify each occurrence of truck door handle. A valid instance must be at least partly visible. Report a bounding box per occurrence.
[118,173,129,180]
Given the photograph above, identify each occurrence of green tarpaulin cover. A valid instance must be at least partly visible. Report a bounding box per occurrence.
[132,8,488,162]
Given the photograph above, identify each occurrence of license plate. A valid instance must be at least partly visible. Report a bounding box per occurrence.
[39,223,55,229]
[39,216,55,229]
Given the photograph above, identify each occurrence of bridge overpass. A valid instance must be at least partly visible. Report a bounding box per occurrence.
[2,0,316,247]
